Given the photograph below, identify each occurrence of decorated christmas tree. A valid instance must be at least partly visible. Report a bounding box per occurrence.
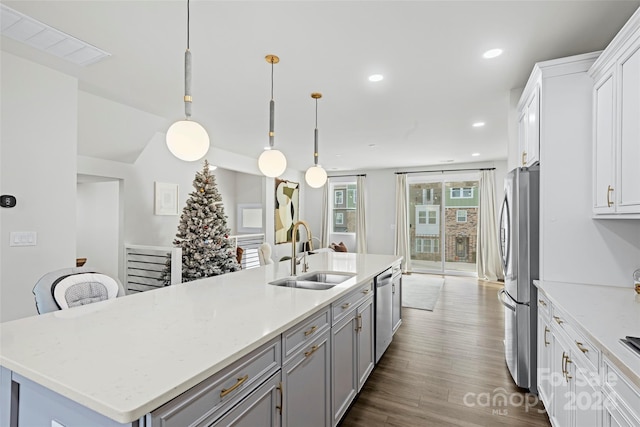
[166,160,240,283]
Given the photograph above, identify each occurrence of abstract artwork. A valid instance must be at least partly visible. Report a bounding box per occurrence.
[275,179,299,244]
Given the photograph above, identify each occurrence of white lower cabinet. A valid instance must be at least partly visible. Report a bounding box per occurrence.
[535,288,640,427]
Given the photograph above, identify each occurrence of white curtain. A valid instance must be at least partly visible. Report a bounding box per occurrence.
[356,175,367,253]
[477,169,504,281]
[320,178,330,248]
[394,174,411,273]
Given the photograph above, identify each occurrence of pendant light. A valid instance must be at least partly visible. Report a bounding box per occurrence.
[258,54,287,177]
[305,93,328,188]
[166,0,210,162]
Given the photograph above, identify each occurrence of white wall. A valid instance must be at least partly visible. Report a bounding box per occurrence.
[125,132,239,247]
[540,70,640,287]
[304,160,508,257]
[76,181,120,279]
[0,52,78,322]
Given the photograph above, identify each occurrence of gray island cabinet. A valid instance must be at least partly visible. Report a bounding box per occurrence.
[0,252,401,427]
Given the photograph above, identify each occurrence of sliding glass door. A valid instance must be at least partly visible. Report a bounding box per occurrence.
[408,173,479,275]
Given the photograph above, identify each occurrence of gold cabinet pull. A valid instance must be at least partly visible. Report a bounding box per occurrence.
[220,374,249,398]
[561,352,568,378]
[341,303,351,309]
[276,382,283,415]
[522,151,527,166]
[575,341,589,353]
[355,314,362,332]
[538,299,547,307]
[607,185,614,207]
[565,356,573,382]
[305,345,319,358]
[362,289,370,295]
[304,325,317,336]
[553,316,563,325]
[544,327,550,347]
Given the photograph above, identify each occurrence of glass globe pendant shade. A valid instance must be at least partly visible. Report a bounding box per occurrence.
[166,120,210,161]
[258,148,287,177]
[305,165,327,188]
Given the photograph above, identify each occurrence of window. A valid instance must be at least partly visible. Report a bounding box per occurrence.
[331,182,357,233]
[416,238,439,253]
[450,187,474,199]
[418,211,427,224]
[456,210,467,223]
[428,210,437,225]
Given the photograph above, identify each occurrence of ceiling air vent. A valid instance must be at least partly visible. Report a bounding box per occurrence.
[0,4,110,66]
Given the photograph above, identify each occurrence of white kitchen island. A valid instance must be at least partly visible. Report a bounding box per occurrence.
[0,252,401,426]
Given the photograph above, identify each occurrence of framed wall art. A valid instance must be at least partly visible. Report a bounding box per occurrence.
[154,182,179,215]
[274,179,299,244]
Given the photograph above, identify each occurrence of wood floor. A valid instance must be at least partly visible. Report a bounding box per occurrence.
[340,275,552,427]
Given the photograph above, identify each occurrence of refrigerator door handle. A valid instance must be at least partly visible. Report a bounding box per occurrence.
[498,289,516,312]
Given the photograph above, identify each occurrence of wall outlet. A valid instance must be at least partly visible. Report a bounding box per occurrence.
[9,231,37,246]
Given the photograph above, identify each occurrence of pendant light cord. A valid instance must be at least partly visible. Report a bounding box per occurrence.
[270,60,274,100]
[187,0,190,50]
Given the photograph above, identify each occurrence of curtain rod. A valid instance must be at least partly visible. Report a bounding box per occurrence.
[395,167,495,175]
[327,174,367,178]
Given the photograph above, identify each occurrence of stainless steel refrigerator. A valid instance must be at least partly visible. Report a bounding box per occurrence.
[498,165,539,393]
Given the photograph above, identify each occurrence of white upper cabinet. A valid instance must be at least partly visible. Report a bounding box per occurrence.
[590,7,640,218]
[517,77,541,167]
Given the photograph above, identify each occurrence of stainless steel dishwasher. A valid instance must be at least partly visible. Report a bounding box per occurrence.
[375,268,393,363]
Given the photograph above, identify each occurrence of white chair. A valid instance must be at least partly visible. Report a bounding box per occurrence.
[32,267,126,314]
[258,243,274,266]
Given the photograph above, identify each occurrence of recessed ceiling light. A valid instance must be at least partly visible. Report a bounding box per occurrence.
[482,49,503,59]
[368,74,384,82]
[472,122,485,127]
[368,144,376,147]
[472,153,480,157]
[335,154,342,157]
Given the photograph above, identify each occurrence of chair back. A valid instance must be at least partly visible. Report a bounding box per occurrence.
[33,267,125,314]
[258,243,274,265]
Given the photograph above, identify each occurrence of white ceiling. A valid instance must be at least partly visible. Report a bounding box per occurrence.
[3,1,639,172]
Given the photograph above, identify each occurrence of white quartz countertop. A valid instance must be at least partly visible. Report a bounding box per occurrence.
[0,252,401,423]
[534,280,640,387]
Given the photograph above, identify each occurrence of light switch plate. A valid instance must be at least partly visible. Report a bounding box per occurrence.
[10,231,37,246]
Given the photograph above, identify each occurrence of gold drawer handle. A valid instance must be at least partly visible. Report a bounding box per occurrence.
[362,289,370,295]
[538,299,547,307]
[304,325,318,336]
[305,345,319,358]
[522,151,527,166]
[341,303,351,309]
[576,341,589,353]
[553,316,563,325]
[220,374,249,398]
[544,327,550,347]
[607,185,614,207]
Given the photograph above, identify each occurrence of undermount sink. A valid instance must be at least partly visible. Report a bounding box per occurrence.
[269,271,355,290]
